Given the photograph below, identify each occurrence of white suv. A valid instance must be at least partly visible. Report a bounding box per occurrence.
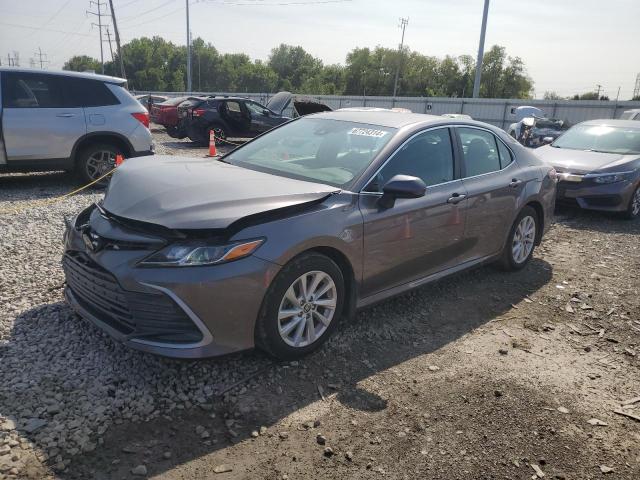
[0,68,153,183]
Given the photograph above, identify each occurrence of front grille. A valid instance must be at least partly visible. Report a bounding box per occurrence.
[63,252,203,344]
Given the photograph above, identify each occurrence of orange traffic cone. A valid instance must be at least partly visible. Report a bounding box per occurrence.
[115,154,124,166]
[207,130,217,157]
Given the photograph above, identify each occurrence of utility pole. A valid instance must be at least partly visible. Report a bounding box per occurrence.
[33,47,49,69]
[596,84,602,98]
[392,17,409,98]
[87,0,107,74]
[107,0,126,79]
[473,0,490,98]
[186,0,192,92]
[105,27,115,62]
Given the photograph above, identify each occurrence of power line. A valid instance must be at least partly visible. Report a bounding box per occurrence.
[0,21,94,37]
[26,0,74,39]
[108,0,127,79]
[87,0,109,74]
[473,0,490,98]
[33,47,49,69]
[105,27,115,62]
[392,17,408,98]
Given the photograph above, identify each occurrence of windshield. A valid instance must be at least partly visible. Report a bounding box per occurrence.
[552,124,640,154]
[225,117,396,188]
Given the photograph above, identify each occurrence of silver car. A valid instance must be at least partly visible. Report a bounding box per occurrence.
[63,111,557,360]
[535,120,640,219]
[0,68,153,183]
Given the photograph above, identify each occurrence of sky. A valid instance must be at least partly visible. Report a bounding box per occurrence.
[1,0,639,99]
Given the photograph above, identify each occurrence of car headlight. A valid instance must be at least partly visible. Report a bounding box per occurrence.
[140,239,264,267]
[588,171,634,184]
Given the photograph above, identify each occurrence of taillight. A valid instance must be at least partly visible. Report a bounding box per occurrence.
[193,108,206,117]
[131,112,149,128]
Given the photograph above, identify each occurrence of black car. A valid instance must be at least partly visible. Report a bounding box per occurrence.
[177,96,290,146]
[177,92,333,146]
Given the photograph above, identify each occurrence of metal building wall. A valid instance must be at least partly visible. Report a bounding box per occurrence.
[138,90,640,130]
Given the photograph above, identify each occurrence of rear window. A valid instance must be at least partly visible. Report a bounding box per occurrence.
[61,78,120,107]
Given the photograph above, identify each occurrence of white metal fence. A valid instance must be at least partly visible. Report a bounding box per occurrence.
[136,90,640,130]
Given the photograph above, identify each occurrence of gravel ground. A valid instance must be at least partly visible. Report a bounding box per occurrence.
[0,129,638,479]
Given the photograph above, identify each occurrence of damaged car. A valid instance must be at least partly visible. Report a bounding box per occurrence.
[514,117,571,148]
[63,111,557,360]
[176,92,332,146]
[535,119,640,218]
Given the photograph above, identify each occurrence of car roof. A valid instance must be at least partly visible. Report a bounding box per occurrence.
[309,110,488,129]
[580,119,640,128]
[0,67,126,85]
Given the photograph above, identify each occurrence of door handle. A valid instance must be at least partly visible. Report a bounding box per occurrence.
[447,193,466,204]
[509,178,523,188]
[56,113,75,118]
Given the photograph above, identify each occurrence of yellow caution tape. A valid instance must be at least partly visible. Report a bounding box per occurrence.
[0,167,117,216]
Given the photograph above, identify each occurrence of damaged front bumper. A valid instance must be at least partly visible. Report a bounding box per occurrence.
[62,204,280,359]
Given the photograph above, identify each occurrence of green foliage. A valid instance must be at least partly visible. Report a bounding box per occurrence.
[68,37,533,99]
[571,92,609,101]
[63,55,102,73]
[543,91,563,100]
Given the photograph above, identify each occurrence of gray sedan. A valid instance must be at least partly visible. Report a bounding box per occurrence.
[63,111,557,360]
[535,120,640,219]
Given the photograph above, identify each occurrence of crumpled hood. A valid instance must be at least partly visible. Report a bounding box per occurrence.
[103,155,339,230]
[534,146,635,174]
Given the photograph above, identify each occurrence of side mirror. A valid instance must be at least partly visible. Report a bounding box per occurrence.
[263,110,270,117]
[379,175,427,209]
[542,136,554,145]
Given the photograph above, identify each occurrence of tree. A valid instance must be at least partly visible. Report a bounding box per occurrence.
[268,44,322,91]
[63,38,534,99]
[63,55,102,72]
[543,91,562,100]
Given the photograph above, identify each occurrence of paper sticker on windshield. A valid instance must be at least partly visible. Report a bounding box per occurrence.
[348,128,388,138]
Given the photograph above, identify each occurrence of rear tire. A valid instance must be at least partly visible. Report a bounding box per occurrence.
[622,184,640,220]
[76,143,123,187]
[255,253,345,360]
[499,206,538,271]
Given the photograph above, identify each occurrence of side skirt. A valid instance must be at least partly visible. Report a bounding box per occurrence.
[356,254,499,310]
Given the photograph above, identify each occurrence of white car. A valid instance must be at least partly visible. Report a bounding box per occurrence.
[620,109,640,121]
[0,68,153,183]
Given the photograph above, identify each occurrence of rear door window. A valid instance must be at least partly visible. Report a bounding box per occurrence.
[496,139,513,168]
[2,72,65,108]
[458,128,502,177]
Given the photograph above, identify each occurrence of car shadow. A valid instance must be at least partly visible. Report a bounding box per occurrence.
[554,204,640,235]
[0,258,553,478]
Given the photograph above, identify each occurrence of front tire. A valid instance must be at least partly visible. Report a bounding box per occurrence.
[499,206,538,271]
[256,253,345,360]
[76,143,122,186]
[622,184,640,220]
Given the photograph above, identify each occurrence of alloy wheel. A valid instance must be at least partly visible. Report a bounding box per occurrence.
[85,150,116,181]
[277,271,337,348]
[512,215,536,264]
